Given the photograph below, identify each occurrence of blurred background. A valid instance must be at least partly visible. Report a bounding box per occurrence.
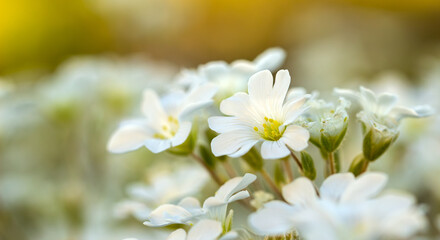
[1,0,440,239]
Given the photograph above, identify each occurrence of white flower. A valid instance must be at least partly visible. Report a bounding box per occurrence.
[335,86,434,160]
[129,165,209,205]
[114,200,151,221]
[114,165,209,221]
[298,97,350,151]
[249,172,426,239]
[143,173,256,227]
[209,69,310,160]
[334,86,433,124]
[179,48,286,101]
[107,84,217,153]
[166,219,238,240]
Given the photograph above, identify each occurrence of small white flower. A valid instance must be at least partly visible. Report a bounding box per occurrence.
[335,86,434,160]
[334,86,433,124]
[249,172,426,239]
[143,173,256,227]
[298,97,350,151]
[107,84,217,154]
[113,200,151,221]
[179,48,286,101]
[128,165,209,205]
[114,165,209,221]
[166,219,237,240]
[209,69,310,159]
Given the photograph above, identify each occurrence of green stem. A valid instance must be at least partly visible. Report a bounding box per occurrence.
[328,152,336,175]
[283,158,294,182]
[222,159,237,178]
[191,153,224,185]
[289,149,304,172]
[260,169,284,200]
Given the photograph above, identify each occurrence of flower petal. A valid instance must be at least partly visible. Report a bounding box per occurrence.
[171,121,192,147]
[167,229,187,240]
[107,121,152,153]
[211,131,258,157]
[282,177,317,206]
[228,190,250,203]
[281,125,310,152]
[253,47,286,71]
[144,204,192,227]
[227,140,258,158]
[319,173,355,202]
[333,88,360,103]
[144,138,172,153]
[208,116,252,133]
[340,172,388,203]
[214,173,257,202]
[178,83,217,119]
[187,219,223,240]
[390,105,434,121]
[282,96,307,125]
[248,70,273,102]
[142,89,168,122]
[219,231,239,240]
[220,92,262,121]
[248,200,297,236]
[261,140,290,159]
[271,69,290,110]
[376,93,398,116]
[178,197,203,214]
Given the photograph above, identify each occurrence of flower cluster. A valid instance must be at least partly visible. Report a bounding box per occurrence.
[108,48,433,240]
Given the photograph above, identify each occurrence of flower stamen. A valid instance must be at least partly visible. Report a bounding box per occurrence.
[255,117,285,141]
[154,116,180,139]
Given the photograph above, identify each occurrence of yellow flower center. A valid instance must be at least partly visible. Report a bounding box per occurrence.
[254,117,285,141]
[153,116,179,139]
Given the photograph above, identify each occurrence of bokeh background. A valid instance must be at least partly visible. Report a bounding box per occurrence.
[1,0,440,239]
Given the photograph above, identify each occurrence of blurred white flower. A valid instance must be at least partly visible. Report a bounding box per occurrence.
[107,84,217,153]
[335,86,434,160]
[143,173,256,227]
[335,86,433,124]
[249,172,426,239]
[179,48,286,101]
[114,200,151,221]
[129,165,209,205]
[114,165,209,221]
[209,69,310,159]
[166,219,237,240]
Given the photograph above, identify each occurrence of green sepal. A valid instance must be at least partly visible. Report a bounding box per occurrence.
[300,151,316,180]
[167,124,198,156]
[349,153,369,176]
[198,144,216,168]
[224,209,234,233]
[362,127,398,161]
[320,122,348,153]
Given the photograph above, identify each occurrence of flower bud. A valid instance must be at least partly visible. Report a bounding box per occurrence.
[300,151,316,180]
[300,98,350,152]
[320,116,348,153]
[349,153,369,176]
[362,123,399,161]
